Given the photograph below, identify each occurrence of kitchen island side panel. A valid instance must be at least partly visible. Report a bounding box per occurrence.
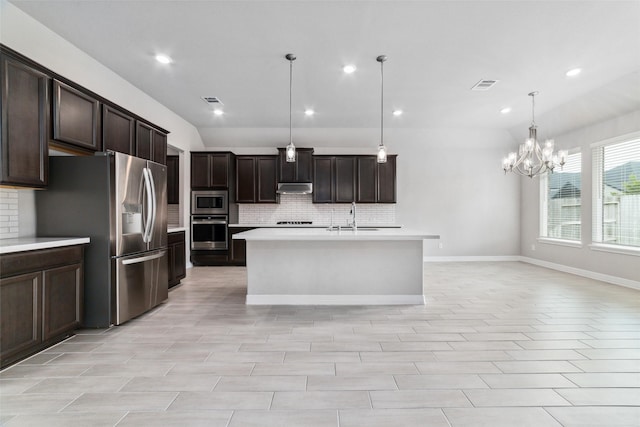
[245,239,424,304]
[36,155,113,327]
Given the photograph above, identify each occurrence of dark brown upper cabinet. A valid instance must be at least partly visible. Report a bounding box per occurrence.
[52,79,100,152]
[334,156,356,203]
[152,129,167,165]
[356,156,377,203]
[0,53,49,188]
[312,155,397,204]
[191,152,231,189]
[312,156,334,203]
[235,155,278,203]
[377,155,397,203]
[102,105,134,155]
[278,147,313,183]
[166,155,179,204]
[135,121,153,160]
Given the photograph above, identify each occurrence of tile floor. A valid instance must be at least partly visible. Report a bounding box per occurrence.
[1,262,640,426]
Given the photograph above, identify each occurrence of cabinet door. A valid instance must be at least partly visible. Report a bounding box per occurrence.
[0,55,49,187]
[0,272,42,365]
[211,153,229,188]
[313,157,334,203]
[335,156,356,203]
[356,156,377,203]
[296,149,314,182]
[278,148,313,183]
[135,121,153,160]
[229,227,254,265]
[278,148,296,183]
[257,156,278,203]
[42,263,83,340]
[53,79,100,151]
[167,241,176,286]
[235,156,256,203]
[191,152,211,188]
[173,239,186,280]
[102,105,134,155]
[377,155,397,203]
[152,129,167,165]
[166,155,180,204]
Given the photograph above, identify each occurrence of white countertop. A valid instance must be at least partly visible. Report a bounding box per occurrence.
[0,237,90,255]
[229,223,403,228]
[168,227,186,233]
[233,227,438,241]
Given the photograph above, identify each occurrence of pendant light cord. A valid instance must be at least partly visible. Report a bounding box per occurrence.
[289,58,293,145]
[380,58,384,146]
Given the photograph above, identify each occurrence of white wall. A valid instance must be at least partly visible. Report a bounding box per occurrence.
[201,126,520,257]
[520,109,640,284]
[1,1,204,263]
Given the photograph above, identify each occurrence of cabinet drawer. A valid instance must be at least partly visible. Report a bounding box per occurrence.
[0,246,83,278]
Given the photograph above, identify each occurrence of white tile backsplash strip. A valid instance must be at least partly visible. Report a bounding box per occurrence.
[238,194,395,225]
[168,204,180,227]
[0,189,20,239]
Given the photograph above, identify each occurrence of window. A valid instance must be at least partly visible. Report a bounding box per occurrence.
[541,151,582,241]
[592,133,640,249]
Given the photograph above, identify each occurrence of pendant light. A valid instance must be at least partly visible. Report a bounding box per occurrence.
[285,53,297,162]
[376,55,388,163]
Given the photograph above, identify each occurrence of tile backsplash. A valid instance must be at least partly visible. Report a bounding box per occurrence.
[238,194,395,225]
[0,189,19,239]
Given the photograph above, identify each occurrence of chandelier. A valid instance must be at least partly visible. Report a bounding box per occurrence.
[502,91,566,178]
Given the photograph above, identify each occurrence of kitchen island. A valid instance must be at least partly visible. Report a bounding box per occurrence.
[233,228,439,305]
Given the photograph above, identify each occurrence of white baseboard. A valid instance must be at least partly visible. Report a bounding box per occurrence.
[519,256,640,291]
[424,256,521,262]
[246,294,426,305]
[423,255,639,291]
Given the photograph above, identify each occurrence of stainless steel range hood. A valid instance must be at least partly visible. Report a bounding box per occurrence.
[277,182,313,194]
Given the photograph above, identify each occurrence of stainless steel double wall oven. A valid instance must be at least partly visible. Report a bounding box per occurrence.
[191,190,229,250]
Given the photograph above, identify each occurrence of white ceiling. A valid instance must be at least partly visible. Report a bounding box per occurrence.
[9,0,640,145]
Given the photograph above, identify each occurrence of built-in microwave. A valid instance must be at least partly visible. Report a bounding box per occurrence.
[191,190,228,215]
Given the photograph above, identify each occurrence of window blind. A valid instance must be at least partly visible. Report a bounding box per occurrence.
[541,151,581,241]
[592,136,640,248]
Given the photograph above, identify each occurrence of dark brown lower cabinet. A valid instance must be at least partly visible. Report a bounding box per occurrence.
[0,245,84,369]
[168,231,186,288]
[229,227,256,265]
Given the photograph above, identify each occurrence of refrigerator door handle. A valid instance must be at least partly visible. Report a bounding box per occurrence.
[142,168,153,243]
[121,250,166,265]
[148,166,157,242]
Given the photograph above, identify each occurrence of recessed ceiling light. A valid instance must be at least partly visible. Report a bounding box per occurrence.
[392,110,403,116]
[566,68,582,77]
[500,107,512,114]
[304,109,315,116]
[213,109,224,116]
[343,65,356,74]
[155,54,172,64]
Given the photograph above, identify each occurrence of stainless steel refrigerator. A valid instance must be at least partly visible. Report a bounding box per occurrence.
[36,151,168,327]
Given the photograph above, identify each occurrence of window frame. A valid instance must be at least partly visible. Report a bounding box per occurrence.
[590,131,640,256]
[539,148,583,245]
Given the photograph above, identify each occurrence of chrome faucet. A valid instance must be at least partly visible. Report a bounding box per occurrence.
[349,202,357,230]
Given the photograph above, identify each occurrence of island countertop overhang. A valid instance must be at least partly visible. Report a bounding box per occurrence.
[232,228,439,241]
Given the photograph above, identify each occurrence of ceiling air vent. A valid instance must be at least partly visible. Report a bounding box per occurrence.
[201,96,223,106]
[471,79,499,91]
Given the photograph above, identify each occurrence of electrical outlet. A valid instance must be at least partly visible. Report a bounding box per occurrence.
[531,244,536,251]
[438,242,443,249]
